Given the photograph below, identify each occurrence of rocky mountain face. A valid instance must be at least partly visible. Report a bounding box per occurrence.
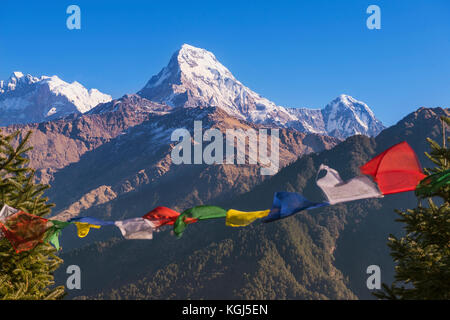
[53,107,448,300]
[0,72,112,126]
[138,44,384,138]
[2,94,170,184]
[44,106,339,223]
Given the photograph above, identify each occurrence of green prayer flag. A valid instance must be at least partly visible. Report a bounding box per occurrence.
[44,220,71,250]
[416,169,450,197]
[174,205,227,238]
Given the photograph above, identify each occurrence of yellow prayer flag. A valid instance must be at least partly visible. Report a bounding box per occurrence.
[74,222,101,238]
[225,209,270,227]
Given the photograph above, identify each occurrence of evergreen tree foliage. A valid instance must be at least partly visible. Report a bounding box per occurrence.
[375,116,450,300]
[0,129,65,300]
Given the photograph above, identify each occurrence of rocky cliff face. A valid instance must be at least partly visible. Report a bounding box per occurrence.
[2,94,170,184]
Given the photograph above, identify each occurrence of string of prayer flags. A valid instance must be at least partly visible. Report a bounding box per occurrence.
[114,218,157,240]
[263,192,329,223]
[225,209,270,227]
[0,141,433,253]
[174,205,227,238]
[143,206,197,228]
[415,168,450,197]
[0,211,49,253]
[316,164,383,205]
[360,141,427,195]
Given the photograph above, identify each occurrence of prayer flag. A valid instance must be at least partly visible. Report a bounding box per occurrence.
[316,164,383,205]
[44,220,71,250]
[114,218,156,240]
[0,204,19,222]
[174,205,227,237]
[74,222,101,238]
[360,141,427,195]
[143,206,197,228]
[0,204,20,238]
[263,192,329,223]
[415,169,450,197]
[68,216,115,226]
[0,211,49,253]
[225,209,270,227]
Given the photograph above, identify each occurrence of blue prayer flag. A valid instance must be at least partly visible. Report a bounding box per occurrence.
[68,216,115,226]
[263,192,329,223]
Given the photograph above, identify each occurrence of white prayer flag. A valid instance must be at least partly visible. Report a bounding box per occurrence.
[114,218,156,240]
[0,204,20,238]
[316,164,383,205]
[0,204,19,222]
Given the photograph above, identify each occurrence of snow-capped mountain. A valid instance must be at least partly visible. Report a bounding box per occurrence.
[0,72,111,126]
[138,44,384,138]
[321,95,384,138]
[138,44,297,126]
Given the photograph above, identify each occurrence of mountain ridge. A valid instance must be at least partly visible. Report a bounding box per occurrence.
[1,45,384,140]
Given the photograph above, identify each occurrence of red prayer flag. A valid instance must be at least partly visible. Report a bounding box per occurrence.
[360,141,427,195]
[0,211,49,253]
[143,206,197,228]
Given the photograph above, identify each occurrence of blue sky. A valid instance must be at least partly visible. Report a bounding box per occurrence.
[0,0,449,126]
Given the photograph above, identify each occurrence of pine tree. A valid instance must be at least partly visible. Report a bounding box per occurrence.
[375,116,450,300]
[0,129,65,300]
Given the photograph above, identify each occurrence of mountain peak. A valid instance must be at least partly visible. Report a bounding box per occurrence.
[175,44,232,81]
[179,43,210,56]
[9,71,24,80]
[330,94,375,115]
[335,94,355,105]
[1,72,39,93]
[138,44,287,121]
[322,95,383,138]
[180,43,200,50]
[178,43,219,63]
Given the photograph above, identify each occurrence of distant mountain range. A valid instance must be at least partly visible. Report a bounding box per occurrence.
[1,44,384,138]
[0,72,111,126]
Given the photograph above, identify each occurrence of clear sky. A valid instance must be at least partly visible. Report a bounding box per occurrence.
[0,0,449,126]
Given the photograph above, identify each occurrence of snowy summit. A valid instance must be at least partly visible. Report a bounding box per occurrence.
[138,44,384,138]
